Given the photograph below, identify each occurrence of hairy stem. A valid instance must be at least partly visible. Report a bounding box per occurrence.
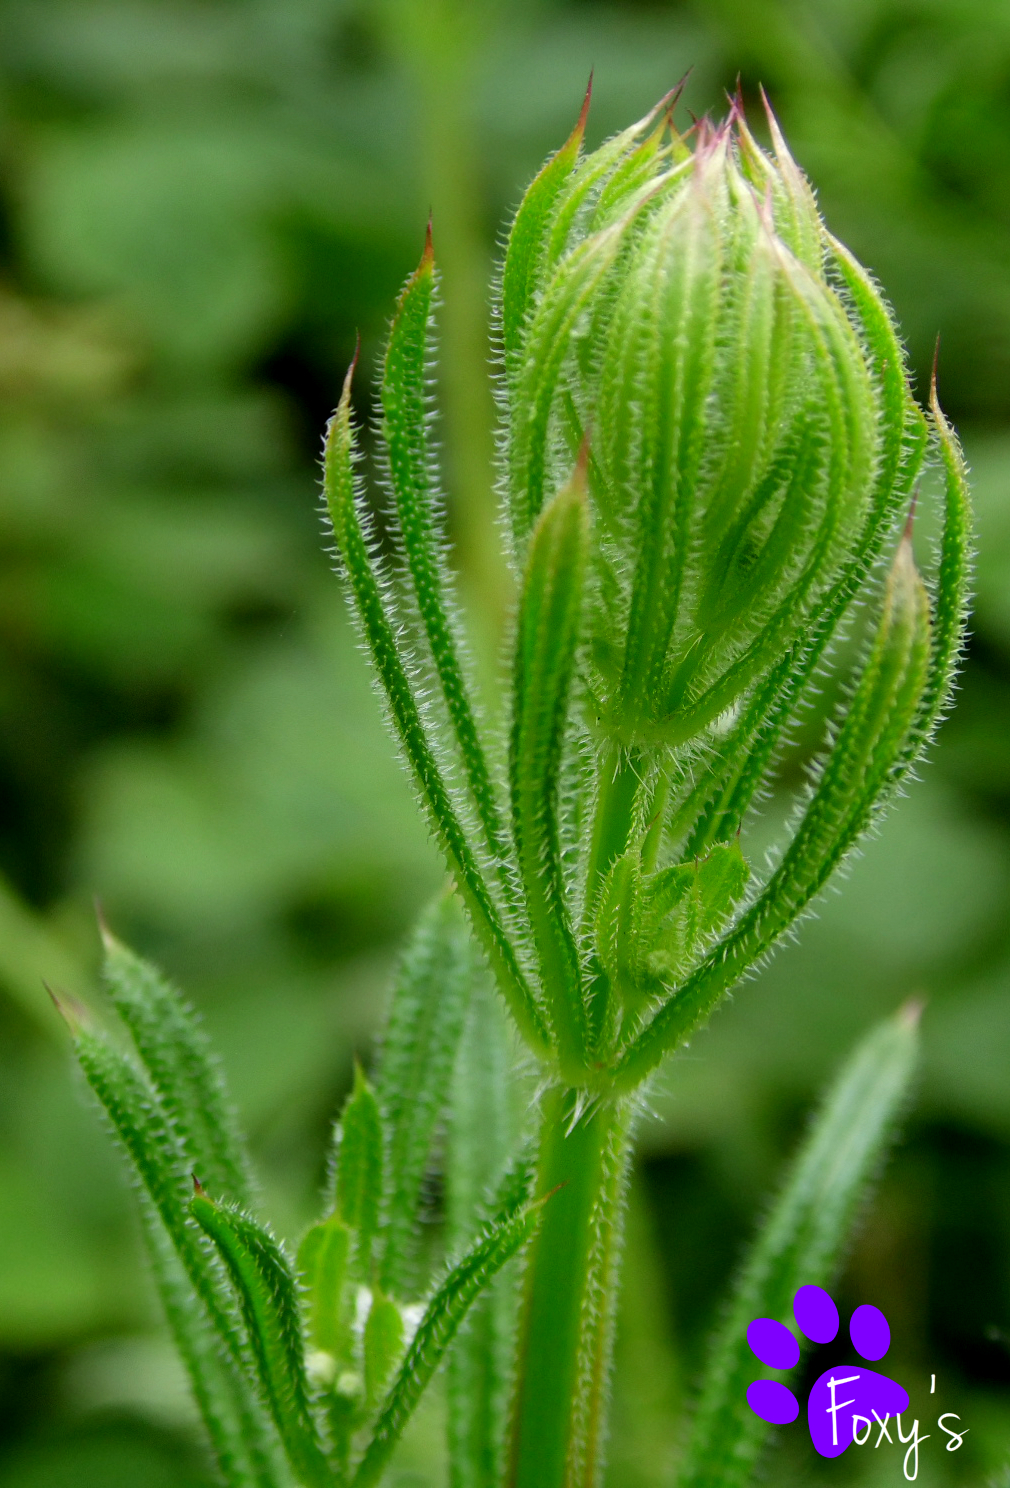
[583,745,643,923]
[507,1087,633,1486]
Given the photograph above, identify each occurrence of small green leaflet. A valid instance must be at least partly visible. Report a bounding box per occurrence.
[376,892,474,1296]
[323,365,550,1058]
[334,1064,383,1273]
[100,926,253,1207]
[192,1190,332,1489]
[364,1292,405,1406]
[595,842,749,1011]
[501,79,589,376]
[611,535,933,1091]
[352,1198,546,1487]
[381,235,512,885]
[297,1213,352,1360]
[58,1000,278,1484]
[509,465,589,1075]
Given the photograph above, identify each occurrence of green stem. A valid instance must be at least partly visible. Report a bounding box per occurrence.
[507,1087,633,1487]
[583,746,643,922]
[640,768,671,874]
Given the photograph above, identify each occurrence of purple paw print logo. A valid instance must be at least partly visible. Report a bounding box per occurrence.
[746,1284,909,1459]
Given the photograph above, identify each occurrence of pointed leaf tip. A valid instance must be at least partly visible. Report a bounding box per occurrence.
[903,489,919,541]
[95,918,128,962]
[333,336,360,421]
[45,982,91,1034]
[192,1173,208,1197]
[578,70,593,135]
[894,526,920,576]
[559,71,592,159]
[759,83,791,158]
[725,74,746,127]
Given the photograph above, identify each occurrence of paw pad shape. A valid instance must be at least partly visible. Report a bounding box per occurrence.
[746,1285,909,1458]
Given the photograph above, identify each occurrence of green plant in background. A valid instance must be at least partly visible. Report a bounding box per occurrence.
[58,92,969,1487]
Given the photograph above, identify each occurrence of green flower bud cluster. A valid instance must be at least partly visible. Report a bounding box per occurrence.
[325,88,970,1091]
[503,94,912,753]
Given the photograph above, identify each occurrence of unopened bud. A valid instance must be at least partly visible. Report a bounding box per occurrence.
[503,97,894,753]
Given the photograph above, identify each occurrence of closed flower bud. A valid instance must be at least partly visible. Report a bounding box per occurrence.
[502,95,908,752]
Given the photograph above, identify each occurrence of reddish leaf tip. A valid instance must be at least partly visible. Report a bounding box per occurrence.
[903,488,920,541]
[559,71,593,159]
[726,73,746,126]
[340,334,361,405]
[578,70,594,134]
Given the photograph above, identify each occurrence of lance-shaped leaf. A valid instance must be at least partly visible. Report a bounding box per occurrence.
[323,363,549,1057]
[545,87,687,274]
[506,218,633,547]
[142,1204,282,1488]
[501,77,590,376]
[913,380,972,744]
[646,842,750,985]
[594,850,644,1003]
[676,368,927,859]
[71,1016,249,1354]
[382,236,512,885]
[679,1001,921,1487]
[676,388,927,860]
[596,844,750,1012]
[58,1000,277,1481]
[612,533,932,1092]
[364,1291,404,1406]
[192,1190,332,1489]
[682,378,960,866]
[615,190,724,734]
[351,1197,545,1488]
[334,1063,383,1275]
[376,891,473,1296]
[298,1213,352,1360]
[510,463,589,1074]
[100,925,253,1207]
[653,237,879,748]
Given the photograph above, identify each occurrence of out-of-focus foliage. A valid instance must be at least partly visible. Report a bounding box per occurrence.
[0,1,1007,1484]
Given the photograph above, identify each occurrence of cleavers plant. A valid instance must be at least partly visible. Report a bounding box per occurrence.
[58,87,969,1487]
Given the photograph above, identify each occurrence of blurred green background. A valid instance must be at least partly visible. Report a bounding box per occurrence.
[0,1,1009,1484]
